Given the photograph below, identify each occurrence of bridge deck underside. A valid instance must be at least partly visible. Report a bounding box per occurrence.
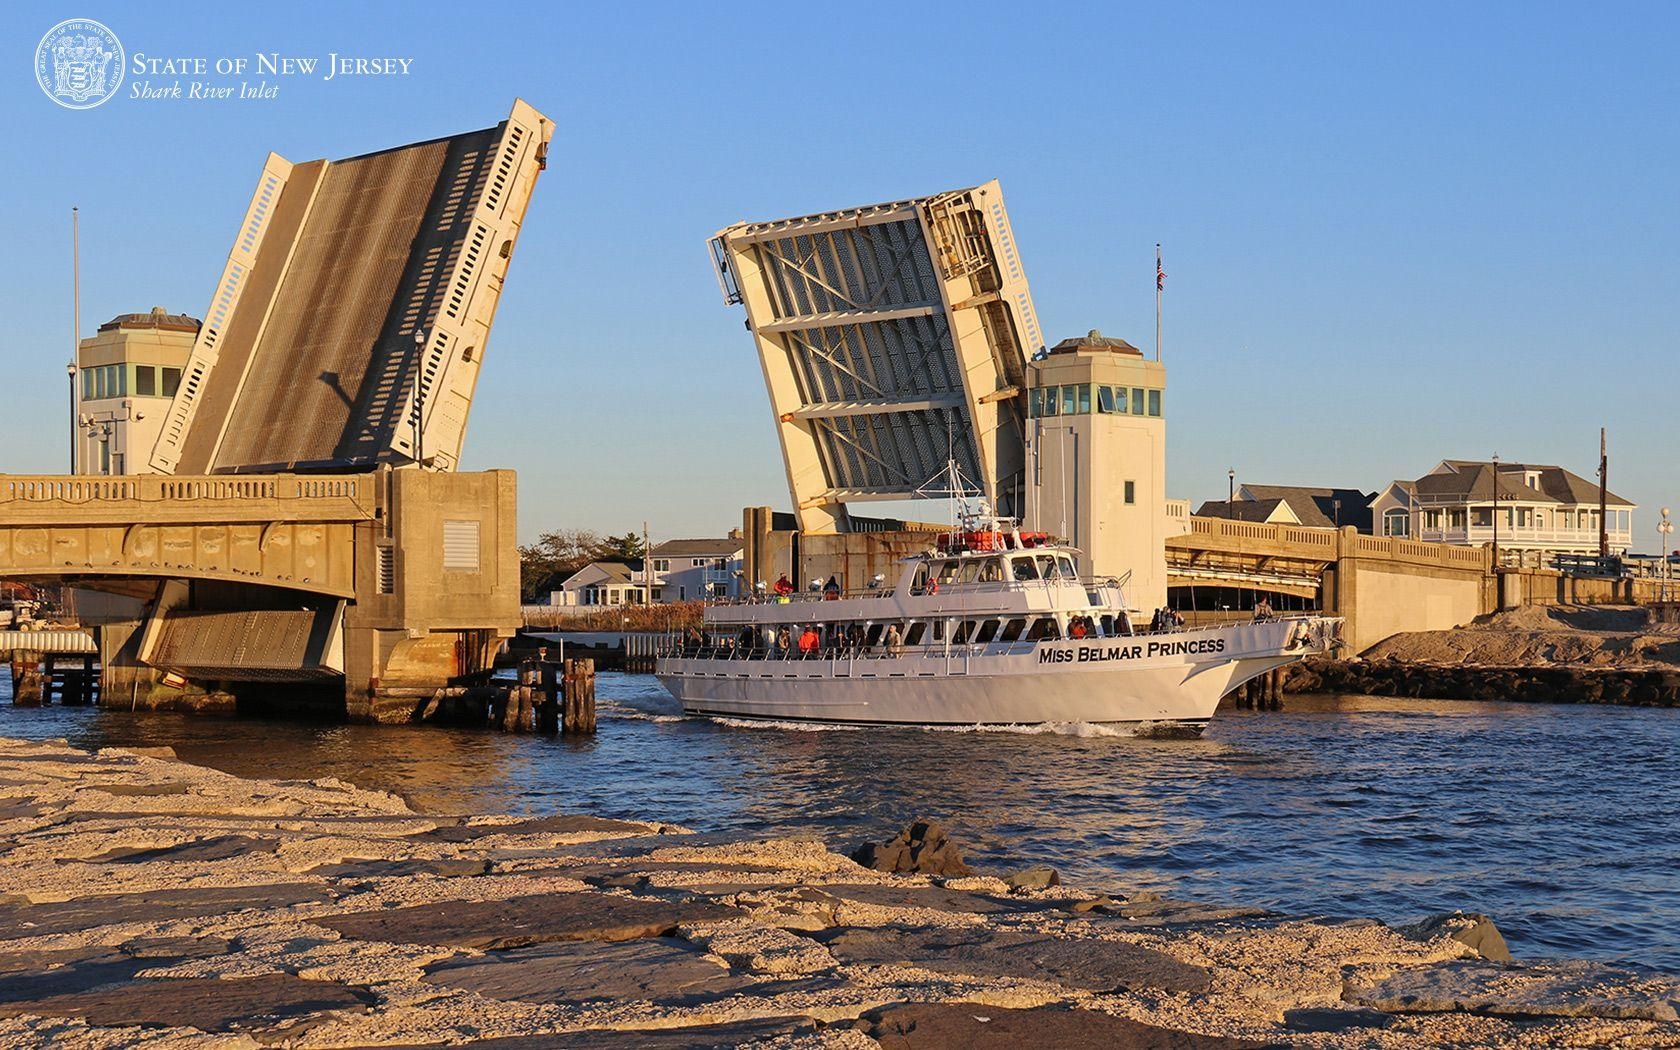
[178,127,501,473]
[747,217,984,497]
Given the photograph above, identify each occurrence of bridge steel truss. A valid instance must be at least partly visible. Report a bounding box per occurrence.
[150,99,553,476]
[710,180,1044,532]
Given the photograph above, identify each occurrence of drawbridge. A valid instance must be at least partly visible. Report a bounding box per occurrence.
[711,181,1043,532]
[151,98,552,475]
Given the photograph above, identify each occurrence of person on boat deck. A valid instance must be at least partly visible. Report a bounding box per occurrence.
[1069,615,1089,639]
[737,625,756,653]
[798,625,820,656]
[1170,608,1186,630]
[682,626,704,653]
[774,627,790,657]
[822,576,841,600]
[1253,597,1274,621]
[772,574,794,598]
[884,623,903,656]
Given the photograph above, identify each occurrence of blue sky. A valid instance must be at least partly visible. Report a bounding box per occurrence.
[4,2,1676,546]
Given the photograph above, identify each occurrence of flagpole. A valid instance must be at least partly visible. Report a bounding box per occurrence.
[1154,243,1162,362]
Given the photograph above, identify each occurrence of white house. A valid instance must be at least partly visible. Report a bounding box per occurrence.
[553,561,647,607]
[1371,459,1634,562]
[648,537,744,601]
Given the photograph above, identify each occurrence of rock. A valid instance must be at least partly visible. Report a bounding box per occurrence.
[1400,911,1513,962]
[85,781,192,797]
[0,972,371,1033]
[0,884,337,938]
[1065,895,1117,914]
[120,746,178,761]
[816,924,1212,994]
[422,937,750,1005]
[317,891,740,950]
[851,819,971,877]
[822,883,1036,916]
[1005,866,1060,891]
[857,1003,1276,1049]
[1282,1006,1393,1033]
[383,1016,823,1048]
[306,857,493,879]
[75,833,281,865]
[420,814,656,846]
[1346,959,1680,1022]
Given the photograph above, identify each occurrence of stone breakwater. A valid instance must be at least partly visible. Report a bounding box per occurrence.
[1,739,1678,1047]
[1284,657,1680,707]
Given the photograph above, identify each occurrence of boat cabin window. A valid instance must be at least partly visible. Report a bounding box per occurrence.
[1036,554,1059,579]
[957,559,984,585]
[1000,617,1027,642]
[865,623,884,647]
[1056,556,1078,581]
[937,561,961,586]
[1012,557,1039,581]
[952,619,974,644]
[904,622,926,646]
[975,618,1001,643]
[1027,617,1061,641]
[979,558,1004,583]
[1100,614,1118,637]
[931,619,945,642]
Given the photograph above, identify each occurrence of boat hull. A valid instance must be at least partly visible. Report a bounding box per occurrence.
[656,618,1337,729]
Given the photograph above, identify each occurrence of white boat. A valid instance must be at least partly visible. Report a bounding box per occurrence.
[655,518,1341,732]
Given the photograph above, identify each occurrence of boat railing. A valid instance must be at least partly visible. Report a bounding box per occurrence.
[711,576,1100,608]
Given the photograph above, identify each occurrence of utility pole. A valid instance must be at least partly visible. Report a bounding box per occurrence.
[1658,508,1673,603]
[69,206,79,474]
[643,520,652,606]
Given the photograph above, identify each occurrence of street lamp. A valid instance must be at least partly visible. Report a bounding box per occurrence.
[1659,508,1674,602]
[410,328,427,468]
[65,362,77,474]
[1490,453,1500,571]
[1227,468,1236,518]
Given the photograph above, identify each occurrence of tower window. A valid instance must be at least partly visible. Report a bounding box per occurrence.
[1125,481,1136,505]
[1148,390,1162,417]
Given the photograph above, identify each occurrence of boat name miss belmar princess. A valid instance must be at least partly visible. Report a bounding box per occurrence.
[656,516,1341,732]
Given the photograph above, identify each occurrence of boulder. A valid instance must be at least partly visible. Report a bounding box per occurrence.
[850,819,971,877]
[1400,911,1513,962]
[1005,866,1060,891]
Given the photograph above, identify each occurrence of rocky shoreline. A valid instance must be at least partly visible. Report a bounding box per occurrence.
[1284,657,1680,707]
[1,737,1678,1047]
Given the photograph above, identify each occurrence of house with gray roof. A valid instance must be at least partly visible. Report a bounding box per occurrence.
[1197,485,1376,532]
[1371,459,1634,560]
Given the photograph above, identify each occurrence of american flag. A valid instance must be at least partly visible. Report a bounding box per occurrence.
[1156,247,1166,291]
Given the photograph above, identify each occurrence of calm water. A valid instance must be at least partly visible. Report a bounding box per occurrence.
[4,674,1679,971]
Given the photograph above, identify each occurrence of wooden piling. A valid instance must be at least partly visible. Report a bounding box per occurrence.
[9,652,43,707]
[561,658,596,734]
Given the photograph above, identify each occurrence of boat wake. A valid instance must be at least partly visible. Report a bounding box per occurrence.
[699,717,1181,738]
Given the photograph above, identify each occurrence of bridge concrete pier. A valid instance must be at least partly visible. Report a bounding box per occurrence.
[0,468,519,723]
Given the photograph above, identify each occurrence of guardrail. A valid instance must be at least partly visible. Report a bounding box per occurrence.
[0,473,380,523]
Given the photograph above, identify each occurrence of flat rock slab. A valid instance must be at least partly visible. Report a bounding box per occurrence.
[858,1003,1277,1049]
[84,781,194,797]
[0,884,337,938]
[423,815,655,843]
[320,892,741,950]
[309,857,493,879]
[1347,960,1680,1022]
[817,925,1211,994]
[0,948,162,1003]
[76,833,281,864]
[423,937,750,1005]
[1283,1007,1394,1033]
[821,884,1040,916]
[359,1015,820,1049]
[1100,896,1271,926]
[0,972,372,1033]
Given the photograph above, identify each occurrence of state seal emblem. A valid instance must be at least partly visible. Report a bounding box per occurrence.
[36,19,125,109]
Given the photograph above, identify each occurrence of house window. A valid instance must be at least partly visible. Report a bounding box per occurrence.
[692,558,705,567]
[1383,509,1410,537]
[651,559,669,572]
[1472,507,1492,527]
[1124,480,1136,505]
